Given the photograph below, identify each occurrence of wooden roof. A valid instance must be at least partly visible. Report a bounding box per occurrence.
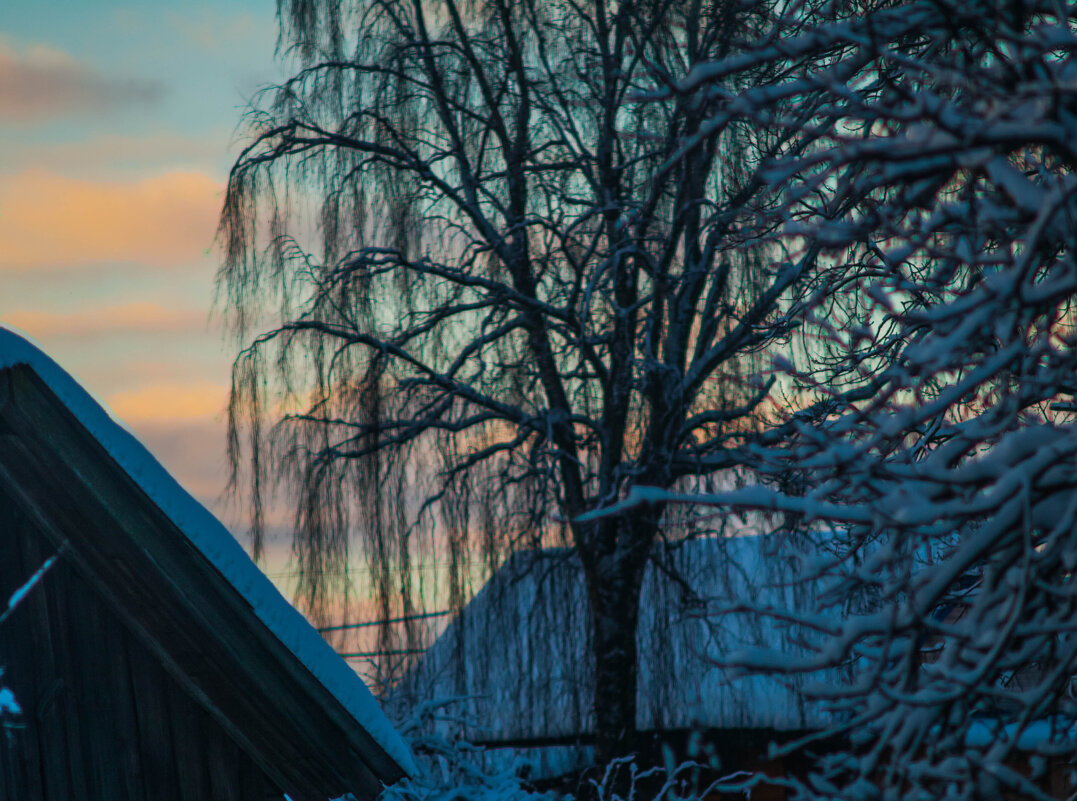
[0,329,414,801]
[395,536,845,749]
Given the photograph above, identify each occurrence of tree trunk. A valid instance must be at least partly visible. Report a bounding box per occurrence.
[584,514,658,764]
[591,569,642,762]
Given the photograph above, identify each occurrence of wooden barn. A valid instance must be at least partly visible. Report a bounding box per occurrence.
[394,536,1077,799]
[0,327,417,801]
[391,535,837,795]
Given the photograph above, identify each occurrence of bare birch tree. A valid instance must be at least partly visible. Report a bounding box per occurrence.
[215,0,859,759]
[617,0,1077,795]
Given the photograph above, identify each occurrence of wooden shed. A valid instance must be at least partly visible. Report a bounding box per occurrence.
[396,538,1077,800]
[0,328,416,801]
[391,536,837,794]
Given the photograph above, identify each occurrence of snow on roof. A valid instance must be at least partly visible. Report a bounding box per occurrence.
[0,325,418,778]
[394,532,846,747]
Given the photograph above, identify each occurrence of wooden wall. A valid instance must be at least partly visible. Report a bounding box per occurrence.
[0,490,284,801]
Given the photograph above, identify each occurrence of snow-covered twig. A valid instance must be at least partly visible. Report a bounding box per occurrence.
[0,543,67,725]
[660,1,1077,798]
[0,543,66,628]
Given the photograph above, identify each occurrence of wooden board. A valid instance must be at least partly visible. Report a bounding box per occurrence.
[0,489,289,801]
[0,364,401,799]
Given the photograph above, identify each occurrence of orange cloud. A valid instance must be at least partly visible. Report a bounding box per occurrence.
[0,40,162,122]
[0,169,221,270]
[4,302,206,338]
[108,380,228,423]
[6,132,229,178]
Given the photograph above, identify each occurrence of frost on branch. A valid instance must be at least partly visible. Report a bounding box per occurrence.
[0,686,18,718]
[377,699,740,801]
[0,550,59,729]
[376,700,548,801]
[651,0,1077,798]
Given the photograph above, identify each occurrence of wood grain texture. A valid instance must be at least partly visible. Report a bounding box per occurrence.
[0,364,398,800]
[1,488,290,801]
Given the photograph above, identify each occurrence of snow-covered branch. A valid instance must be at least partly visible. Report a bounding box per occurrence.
[639,0,1077,797]
[0,546,63,726]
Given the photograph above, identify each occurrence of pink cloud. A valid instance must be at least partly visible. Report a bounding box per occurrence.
[0,169,221,270]
[0,40,163,122]
[127,417,229,501]
[5,132,229,177]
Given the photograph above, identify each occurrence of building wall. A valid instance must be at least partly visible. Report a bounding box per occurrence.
[394,538,841,746]
[0,490,282,801]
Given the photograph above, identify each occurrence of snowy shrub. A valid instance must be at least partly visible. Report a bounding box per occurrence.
[376,700,750,801]
[577,755,775,801]
[375,700,556,801]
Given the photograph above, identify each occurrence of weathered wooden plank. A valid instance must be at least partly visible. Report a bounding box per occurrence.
[0,490,25,801]
[42,542,90,801]
[165,673,211,801]
[70,567,133,801]
[0,726,27,801]
[0,365,400,799]
[8,513,47,801]
[102,606,146,801]
[205,716,244,801]
[16,511,71,801]
[125,633,182,801]
[237,741,276,801]
[63,568,106,800]
[0,499,30,801]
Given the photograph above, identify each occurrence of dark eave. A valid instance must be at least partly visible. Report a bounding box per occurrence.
[0,363,405,801]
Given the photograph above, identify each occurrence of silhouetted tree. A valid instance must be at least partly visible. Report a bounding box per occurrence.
[219,0,859,759]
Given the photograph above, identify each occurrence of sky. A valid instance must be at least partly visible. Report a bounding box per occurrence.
[1,2,289,567]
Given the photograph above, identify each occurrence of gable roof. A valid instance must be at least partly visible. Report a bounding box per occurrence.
[0,327,417,799]
[394,534,844,748]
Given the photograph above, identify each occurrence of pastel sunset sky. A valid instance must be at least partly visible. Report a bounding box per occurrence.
[2,2,290,568]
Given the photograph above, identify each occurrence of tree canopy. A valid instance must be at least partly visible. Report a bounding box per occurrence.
[220,0,1077,778]
[219,0,855,758]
